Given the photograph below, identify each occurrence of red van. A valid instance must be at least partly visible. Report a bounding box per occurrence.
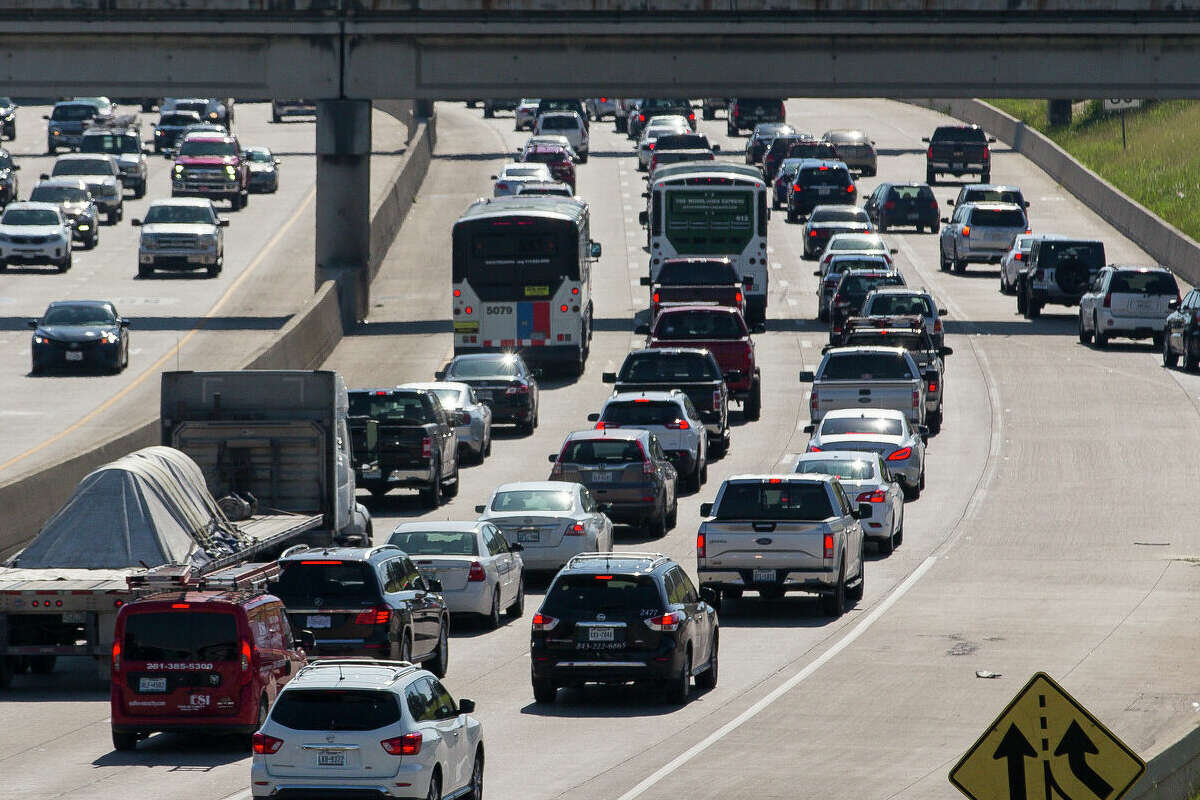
[110,588,307,751]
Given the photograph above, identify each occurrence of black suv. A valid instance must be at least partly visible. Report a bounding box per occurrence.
[530,552,718,705]
[787,160,856,222]
[272,545,450,677]
[864,182,940,233]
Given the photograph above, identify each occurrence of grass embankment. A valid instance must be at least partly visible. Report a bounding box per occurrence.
[984,99,1200,242]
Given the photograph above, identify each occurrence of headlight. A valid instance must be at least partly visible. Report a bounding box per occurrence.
[0,233,11,243]
[224,165,236,178]
[199,233,216,246]
[101,331,119,344]
[155,129,163,136]
[76,223,90,231]
[173,164,184,175]
[32,335,47,344]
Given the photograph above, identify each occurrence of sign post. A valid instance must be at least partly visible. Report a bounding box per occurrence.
[1103,100,1141,150]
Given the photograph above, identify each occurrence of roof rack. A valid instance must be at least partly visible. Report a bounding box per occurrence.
[566,552,671,571]
[299,658,419,683]
[279,544,311,560]
[366,544,402,558]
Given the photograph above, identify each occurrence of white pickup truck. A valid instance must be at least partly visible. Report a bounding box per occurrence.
[697,474,867,617]
[800,346,927,427]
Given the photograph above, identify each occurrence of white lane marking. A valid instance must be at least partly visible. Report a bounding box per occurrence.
[617,555,939,800]
[800,339,812,347]
[217,790,250,800]
[771,262,782,270]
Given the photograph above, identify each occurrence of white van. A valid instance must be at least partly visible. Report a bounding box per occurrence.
[534,111,589,162]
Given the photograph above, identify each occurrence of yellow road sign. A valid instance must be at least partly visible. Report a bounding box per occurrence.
[949,672,1145,800]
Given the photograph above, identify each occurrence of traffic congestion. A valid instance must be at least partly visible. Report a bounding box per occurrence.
[0,95,1189,800]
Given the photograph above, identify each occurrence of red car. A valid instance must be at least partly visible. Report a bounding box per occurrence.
[171,133,249,210]
[636,304,762,420]
[520,145,576,191]
[110,582,308,751]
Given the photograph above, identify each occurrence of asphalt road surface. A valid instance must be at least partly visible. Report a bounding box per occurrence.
[4,99,1198,800]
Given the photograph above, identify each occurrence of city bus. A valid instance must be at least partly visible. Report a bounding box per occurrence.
[641,162,770,324]
[451,195,602,375]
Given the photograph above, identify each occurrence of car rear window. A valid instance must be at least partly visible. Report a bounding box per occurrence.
[387,531,479,556]
[540,115,580,130]
[654,151,714,167]
[931,126,987,143]
[272,689,401,731]
[811,208,868,224]
[970,209,1026,227]
[1109,271,1179,295]
[123,611,238,662]
[619,353,718,381]
[820,416,904,436]
[821,353,914,381]
[788,142,840,160]
[541,574,663,617]
[603,401,686,426]
[273,561,378,607]
[795,458,877,480]
[654,134,709,151]
[797,166,851,186]
[888,185,935,202]
[962,188,1024,205]
[522,149,569,165]
[160,114,199,126]
[864,294,933,317]
[830,235,884,251]
[348,393,433,424]
[447,357,519,378]
[654,311,746,339]
[714,482,835,521]
[656,260,738,285]
[560,439,644,464]
[829,258,888,273]
[490,490,575,512]
[1038,241,1105,272]
[838,274,905,296]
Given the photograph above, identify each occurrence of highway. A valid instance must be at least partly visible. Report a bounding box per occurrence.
[4,98,1200,800]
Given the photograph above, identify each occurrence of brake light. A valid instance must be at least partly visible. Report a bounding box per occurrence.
[560,304,569,313]
[823,534,835,559]
[807,445,822,453]
[982,147,990,160]
[735,291,743,303]
[847,184,855,194]
[912,389,921,412]
[496,182,508,190]
[926,146,933,159]
[171,603,190,609]
[688,112,695,121]
[665,419,690,430]
[301,560,343,565]
[464,306,473,314]
[639,113,645,122]
[856,490,886,504]
[810,388,818,416]
[252,733,284,755]
[931,201,939,210]
[652,292,660,303]
[961,225,970,237]
[934,318,942,333]
[453,289,461,297]
[381,732,422,756]
[928,381,938,393]
[532,613,559,631]
[566,523,586,536]
[111,639,121,673]
[888,447,913,461]
[884,201,895,210]
[355,608,392,625]
[422,437,432,458]
[645,611,683,631]
[713,390,722,411]
[793,184,802,192]
[647,142,655,150]
[240,639,252,672]
[506,383,529,395]
[467,562,486,582]
[1103,293,1112,308]
[600,97,607,103]
[696,533,706,558]
[1014,252,1023,261]
[595,420,619,429]
[809,230,818,237]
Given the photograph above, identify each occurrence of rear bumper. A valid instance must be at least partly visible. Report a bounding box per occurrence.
[359,464,436,488]
[532,642,681,684]
[928,161,986,173]
[698,567,837,593]
[1096,310,1166,335]
[959,247,1008,263]
[442,581,492,615]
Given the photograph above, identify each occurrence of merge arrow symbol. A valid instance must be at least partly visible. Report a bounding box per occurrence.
[1055,720,1113,799]
[993,723,1037,800]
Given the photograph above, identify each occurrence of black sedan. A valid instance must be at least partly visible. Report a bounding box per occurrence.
[436,352,540,434]
[29,300,130,374]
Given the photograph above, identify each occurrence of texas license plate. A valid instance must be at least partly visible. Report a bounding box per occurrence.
[753,569,776,583]
[65,351,83,361]
[318,751,346,767]
[307,615,331,629]
[138,677,167,693]
[525,285,549,297]
[517,530,540,543]
[592,471,613,482]
[588,627,615,642]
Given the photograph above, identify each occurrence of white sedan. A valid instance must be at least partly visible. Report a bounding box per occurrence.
[388,520,524,629]
[491,162,553,197]
[476,481,614,572]
[794,450,905,554]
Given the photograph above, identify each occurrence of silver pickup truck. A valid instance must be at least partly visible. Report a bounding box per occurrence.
[800,346,927,427]
[697,474,866,617]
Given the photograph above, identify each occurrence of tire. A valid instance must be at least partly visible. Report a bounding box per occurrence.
[427,620,449,678]
[517,417,534,436]
[929,408,942,434]
[665,650,691,705]
[1153,332,1165,350]
[485,588,501,630]
[1093,315,1107,347]
[821,560,846,617]
[134,181,146,199]
[533,678,557,704]
[981,171,991,183]
[939,247,950,272]
[1164,334,1180,368]
[483,107,494,119]
[685,457,702,493]
[420,462,442,508]
[877,531,894,556]
[903,479,921,501]
[426,769,442,800]
[483,430,492,457]
[847,549,865,603]
[57,253,71,273]
[727,121,736,137]
[877,222,888,233]
[1016,281,1028,315]
[695,632,718,691]
[953,259,967,274]
[271,112,281,123]
[88,231,99,250]
[1079,313,1093,344]
[112,729,139,751]
[107,209,119,225]
[400,631,413,663]
[469,750,484,800]
[666,496,678,530]
[702,107,715,121]
[206,262,220,278]
[926,168,936,185]
[699,457,708,486]
[744,377,762,421]
[1186,338,1199,372]
[646,503,667,539]
[443,459,460,498]
[507,576,525,618]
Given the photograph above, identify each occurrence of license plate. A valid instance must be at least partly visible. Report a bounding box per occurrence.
[62,611,86,623]
[361,468,380,480]
[753,568,776,583]
[187,255,207,264]
[907,213,919,220]
[818,187,830,195]
[307,614,331,629]
[525,285,549,297]
[592,471,613,482]
[318,751,346,767]
[65,351,83,361]
[139,677,167,693]
[518,530,540,543]
[588,627,615,642]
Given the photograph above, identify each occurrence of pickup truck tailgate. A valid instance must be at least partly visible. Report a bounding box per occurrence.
[811,380,919,421]
[702,520,827,571]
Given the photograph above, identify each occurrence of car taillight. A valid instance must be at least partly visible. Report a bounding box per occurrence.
[696,533,706,558]
[888,447,913,461]
[1014,252,1023,261]
[833,294,847,307]
[961,225,970,237]
[421,437,432,458]
[856,490,886,504]
[253,733,284,755]
[665,418,690,430]
[111,640,121,674]
[532,613,559,631]
[595,420,619,429]
[809,388,818,416]
[926,146,933,159]
[883,201,895,210]
[934,318,943,333]
[355,608,391,625]
[506,383,529,395]
[467,562,486,582]
[823,534,835,559]
[982,147,990,160]
[639,114,645,122]
[496,182,507,190]
[652,292,660,303]
[645,611,683,631]
[381,732,422,756]
[807,445,822,453]
[1103,293,1112,308]
[643,460,655,475]
[809,230,818,237]
[912,390,920,412]
[566,523,586,536]
[647,142,655,150]
[713,390,722,411]
[793,184,801,192]
[735,291,743,303]
[240,639,252,672]
[847,184,855,194]
[928,381,938,393]
[931,201,939,210]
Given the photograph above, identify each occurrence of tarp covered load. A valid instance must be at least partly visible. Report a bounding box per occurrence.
[13,446,251,570]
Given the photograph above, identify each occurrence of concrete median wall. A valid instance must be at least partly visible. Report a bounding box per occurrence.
[0,114,436,560]
[907,98,1200,289]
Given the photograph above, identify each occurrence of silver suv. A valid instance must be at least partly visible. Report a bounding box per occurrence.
[939,202,1027,273]
[132,198,227,278]
[79,126,148,198]
[251,659,484,800]
[46,153,124,224]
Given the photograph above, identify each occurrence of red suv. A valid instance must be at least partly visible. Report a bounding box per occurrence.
[110,587,307,751]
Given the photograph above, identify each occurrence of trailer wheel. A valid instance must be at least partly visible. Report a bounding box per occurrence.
[29,656,55,675]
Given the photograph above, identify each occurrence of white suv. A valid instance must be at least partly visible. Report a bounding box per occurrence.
[0,201,72,272]
[588,390,708,492]
[251,659,484,800]
[533,111,588,162]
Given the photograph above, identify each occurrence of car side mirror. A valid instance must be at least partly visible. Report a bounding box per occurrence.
[634,323,650,335]
[920,137,929,142]
[700,586,719,606]
[297,629,316,651]
[474,505,486,515]
[638,210,648,226]
[601,371,617,383]
[940,217,949,224]
[597,502,613,513]
[426,577,443,592]
[699,502,713,517]
[889,248,898,255]
[751,323,767,334]
[530,368,544,378]
[1024,201,1031,208]
[434,370,446,380]
[39,173,49,180]
[799,370,815,382]
[813,270,822,276]
[988,136,997,143]
[939,307,948,315]
[120,320,130,328]
[712,144,721,152]
[489,175,498,180]
[218,218,230,227]
[548,454,559,463]
[1169,298,1181,310]
[916,424,930,437]
[589,241,602,259]
[274,158,282,165]
[587,412,600,421]
[458,698,476,714]
[641,192,649,199]
[9,164,18,172]
[26,319,38,329]
[639,276,651,286]
[803,424,815,434]
[940,346,953,356]
[130,219,142,227]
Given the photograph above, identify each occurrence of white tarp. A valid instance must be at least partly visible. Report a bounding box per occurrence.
[13,446,250,569]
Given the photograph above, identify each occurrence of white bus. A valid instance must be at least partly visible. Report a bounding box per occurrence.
[451,196,602,376]
[641,163,770,324]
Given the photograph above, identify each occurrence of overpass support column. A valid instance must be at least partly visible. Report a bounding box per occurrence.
[316,99,372,328]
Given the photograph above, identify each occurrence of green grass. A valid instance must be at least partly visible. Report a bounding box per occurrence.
[984,99,1200,241]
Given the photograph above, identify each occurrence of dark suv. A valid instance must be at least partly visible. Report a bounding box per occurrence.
[727,97,786,136]
[271,545,450,677]
[787,160,856,222]
[864,182,940,233]
[530,552,718,705]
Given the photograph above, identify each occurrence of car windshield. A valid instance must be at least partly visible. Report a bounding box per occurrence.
[246,150,273,163]
[387,530,479,556]
[541,574,662,617]
[348,393,433,423]
[272,689,401,732]
[821,353,914,381]
[931,126,987,143]
[273,561,377,607]
[51,105,96,121]
[53,159,112,176]
[963,188,1023,205]
[173,101,210,114]
[830,235,885,251]
[30,186,88,204]
[839,274,904,296]
[523,149,569,165]
[42,306,114,326]
[559,439,645,465]
[447,357,520,378]
[160,113,200,126]
[811,208,868,224]
[654,311,746,339]
[81,134,140,154]
[971,209,1026,227]
[602,401,686,426]
[430,387,466,408]
[619,353,717,381]
[865,294,933,317]
[144,205,214,224]
[1109,271,1179,295]
[714,482,836,521]
[656,260,738,285]
[845,332,926,351]
[2,208,60,226]
[821,416,904,436]
[123,611,238,662]
[179,140,237,157]
[490,490,575,513]
[795,458,877,480]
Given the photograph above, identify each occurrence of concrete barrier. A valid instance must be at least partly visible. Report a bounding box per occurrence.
[906,98,1200,288]
[0,113,437,559]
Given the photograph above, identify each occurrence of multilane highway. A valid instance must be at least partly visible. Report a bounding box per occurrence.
[4,98,1199,800]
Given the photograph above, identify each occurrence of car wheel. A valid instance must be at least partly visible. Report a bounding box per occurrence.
[926,169,936,185]
[426,769,442,800]
[420,461,442,508]
[821,559,846,618]
[1093,314,1107,347]
[111,729,139,752]
[939,247,950,272]
[1078,312,1093,344]
[981,171,991,183]
[666,495,678,530]
[88,232,99,250]
[1025,290,1041,319]
[877,530,894,556]
[1186,338,1200,372]
[533,678,558,704]
[483,430,492,457]
[647,503,667,538]
[903,478,921,501]
[485,588,501,630]
[29,655,55,675]
[846,546,865,603]
[877,222,888,233]
[665,649,691,705]
[744,376,762,421]
[695,632,718,690]
[1164,334,1180,368]
[469,750,484,800]
[507,576,525,618]
[399,630,413,663]
[58,254,71,273]
[953,259,967,273]
[428,620,449,678]
[1153,332,1165,350]
[206,263,220,278]
[699,456,708,486]
[443,459,460,498]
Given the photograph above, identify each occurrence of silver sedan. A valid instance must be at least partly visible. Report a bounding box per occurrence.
[476,481,614,573]
[794,450,905,555]
[402,381,493,464]
[803,407,927,500]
